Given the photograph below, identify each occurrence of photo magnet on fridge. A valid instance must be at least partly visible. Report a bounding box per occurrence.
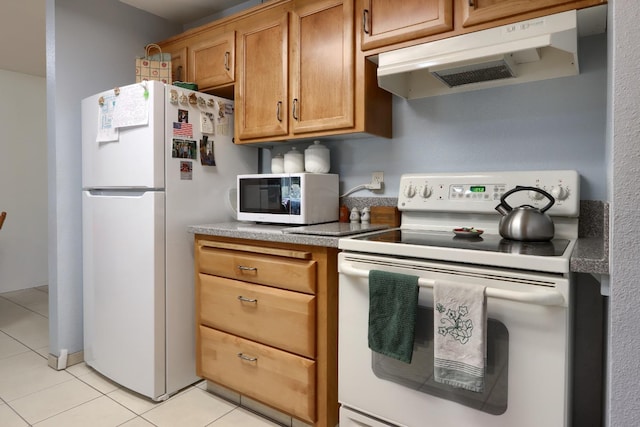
[172,138,197,159]
[173,121,193,138]
[200,135,216,166]
[180,161,193,180]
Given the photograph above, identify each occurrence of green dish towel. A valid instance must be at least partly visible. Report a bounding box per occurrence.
[368,270,420,363]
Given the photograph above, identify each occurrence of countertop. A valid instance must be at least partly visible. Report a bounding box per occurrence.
[570,236,608,274]
[188,217,609,275]
[188,221,389,248]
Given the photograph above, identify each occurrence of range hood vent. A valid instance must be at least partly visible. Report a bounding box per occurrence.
[377,6,606,99]
[431,55,517,87]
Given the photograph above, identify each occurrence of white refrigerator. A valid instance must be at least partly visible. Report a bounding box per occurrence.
[81,81,257,400]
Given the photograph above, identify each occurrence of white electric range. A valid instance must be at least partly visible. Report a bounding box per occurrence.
[337,170,579,427]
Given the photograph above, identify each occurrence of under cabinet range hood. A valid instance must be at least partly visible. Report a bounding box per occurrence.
[377,7,606,99]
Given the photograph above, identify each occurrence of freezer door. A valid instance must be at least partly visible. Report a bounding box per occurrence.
[81,81,165,189]
[82,189,166,399]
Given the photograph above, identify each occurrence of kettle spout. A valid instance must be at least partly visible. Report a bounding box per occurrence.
[495,204,510,216]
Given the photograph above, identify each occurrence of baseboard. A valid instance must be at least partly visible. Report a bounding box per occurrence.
[48,350,84,371]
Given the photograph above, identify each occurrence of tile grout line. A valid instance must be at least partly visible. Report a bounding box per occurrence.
[0,293,49,320]
[1,288,284,427]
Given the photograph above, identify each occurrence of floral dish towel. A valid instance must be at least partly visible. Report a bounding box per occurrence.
[433,281,487,393]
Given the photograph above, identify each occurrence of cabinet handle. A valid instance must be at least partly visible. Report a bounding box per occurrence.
[176,65,183,81]
[224,52,230,71]
[237,353,257,362]
[238,265,257,272]
[237,295,258,303]
[292,98,299,121]
[469,0,474,6]
[362,9,370,34]
[276,101,282,122]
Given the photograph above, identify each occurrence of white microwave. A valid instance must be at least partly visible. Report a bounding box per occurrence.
[237,173,339,225]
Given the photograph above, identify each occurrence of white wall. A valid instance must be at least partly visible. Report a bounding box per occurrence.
[267,33,608,201]
[608,1,640,426]
[0,70,48,292]
[47,0,180,358]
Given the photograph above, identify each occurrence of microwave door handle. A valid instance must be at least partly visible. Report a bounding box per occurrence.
[339,262,565,307]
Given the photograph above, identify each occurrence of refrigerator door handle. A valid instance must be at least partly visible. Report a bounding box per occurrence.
[86,189,161,197]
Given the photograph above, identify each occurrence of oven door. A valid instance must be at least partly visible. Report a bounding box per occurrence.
[338,252,571,427]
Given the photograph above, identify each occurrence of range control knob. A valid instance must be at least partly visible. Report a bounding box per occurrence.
[551,186,569,201]
[403,184,416,198]
[529,189,545,200]
[420,186,432,199]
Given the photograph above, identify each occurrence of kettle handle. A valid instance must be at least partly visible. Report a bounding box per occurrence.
[500,186,555,213]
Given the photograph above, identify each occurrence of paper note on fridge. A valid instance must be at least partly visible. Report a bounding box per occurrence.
[96,93,118,142]
[200,111,214,134]
[111,84,150,129]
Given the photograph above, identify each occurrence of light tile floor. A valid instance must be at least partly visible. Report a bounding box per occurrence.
[0,287,283,427]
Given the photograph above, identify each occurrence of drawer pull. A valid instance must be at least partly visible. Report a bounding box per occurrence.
[237,352,257,362]
[237,295,258,303]
[238,265,257,272]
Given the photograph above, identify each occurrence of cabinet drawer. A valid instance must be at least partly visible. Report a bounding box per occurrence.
[198,246,317,294]
[199,326,316,423]
[199,274,316,358]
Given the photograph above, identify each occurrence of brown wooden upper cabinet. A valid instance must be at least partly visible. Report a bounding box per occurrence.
[159,0,392,145]
[359,0,453,51]
[359,0,606,52]
[236,0,360,143]
[188,31,235,90]
[460,0,603,27]
[290,0,355,135]
[236,11,289,140]
[158,28,235,94]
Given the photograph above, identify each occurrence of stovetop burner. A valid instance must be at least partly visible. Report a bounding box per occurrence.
[351,229,570,257]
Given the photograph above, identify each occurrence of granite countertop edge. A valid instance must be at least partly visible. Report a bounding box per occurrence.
[189,200,609,275]
[188,222,341,248]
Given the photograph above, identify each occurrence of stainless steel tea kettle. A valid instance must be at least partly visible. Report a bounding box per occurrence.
[495,186,555,241]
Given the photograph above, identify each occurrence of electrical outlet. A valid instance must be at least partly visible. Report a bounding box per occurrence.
[369,171,384,190]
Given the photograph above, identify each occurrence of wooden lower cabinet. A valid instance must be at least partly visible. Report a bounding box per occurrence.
[199,326,316,423]
[195,235,339,427]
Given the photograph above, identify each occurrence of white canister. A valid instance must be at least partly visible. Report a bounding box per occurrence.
[284,147,304,173]
[271,154,284,173]
[304,140,330,173]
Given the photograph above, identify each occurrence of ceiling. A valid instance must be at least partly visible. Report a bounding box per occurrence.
[0,0,246,78]
[119,0,248,25]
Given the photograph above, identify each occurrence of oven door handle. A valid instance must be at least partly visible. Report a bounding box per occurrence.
[340,263,566,306]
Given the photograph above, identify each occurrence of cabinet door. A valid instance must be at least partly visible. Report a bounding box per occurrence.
[360,0,453,50]
[162,44,186,83]
[461,0,585,27]
[290,0,354,135]
[236,14,289,141]
[188,31,235,89]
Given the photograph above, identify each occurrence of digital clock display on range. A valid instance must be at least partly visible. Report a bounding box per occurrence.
[469,186,486,193]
